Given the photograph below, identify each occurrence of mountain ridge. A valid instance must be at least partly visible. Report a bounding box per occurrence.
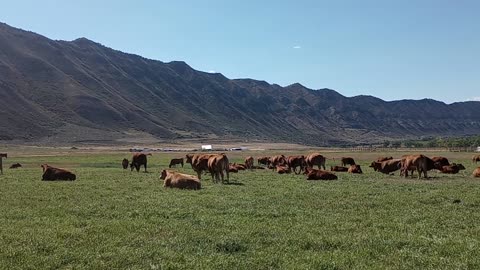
[1,22,479,145]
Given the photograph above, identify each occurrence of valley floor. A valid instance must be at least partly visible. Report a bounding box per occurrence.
[0,149,479,269]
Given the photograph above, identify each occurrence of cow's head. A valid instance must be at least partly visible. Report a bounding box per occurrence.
[159,169,168,180]
[186,154,193,164]
[41,164,49,172]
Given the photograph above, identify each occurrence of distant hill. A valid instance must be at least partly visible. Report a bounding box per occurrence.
[1,22,479,146]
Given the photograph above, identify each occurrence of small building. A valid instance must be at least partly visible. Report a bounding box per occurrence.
[201,145,212,151]
[476,146,480,152]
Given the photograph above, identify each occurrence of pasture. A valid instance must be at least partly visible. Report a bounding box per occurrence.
[1,148,480,269]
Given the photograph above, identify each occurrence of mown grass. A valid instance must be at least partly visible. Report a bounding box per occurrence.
[1,151,480,269]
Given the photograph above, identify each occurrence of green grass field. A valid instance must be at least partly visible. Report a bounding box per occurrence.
[1,150,480,269]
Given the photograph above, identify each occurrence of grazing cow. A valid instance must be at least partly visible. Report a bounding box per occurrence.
[276,165,291,174]
[9,163,22,169]
[130,153,151,172]
[348,164,363,174]
[286,155,306,174]
[473,155,480,164]
[257,156,271,167]
[440,163,466,174]
[401,155,436,179]
[186,154,216,179]
[369,159,402,174]
[169,158,184,168]
[207,154,230,183]
[270,155,287,168]
[0,153,6,175]
[306,169,338,180]
[330,166,348,172]
[431,156,450,170]
[245,156,254,170]
[41,164,76,181]
[376,156,393,162]
[305,153,326,170]
[341,157,356,166]
[122,158,129,169]
[160,170,201,190]
[473,167,480,177]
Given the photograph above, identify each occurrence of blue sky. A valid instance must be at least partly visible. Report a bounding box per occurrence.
[1,0,479,103]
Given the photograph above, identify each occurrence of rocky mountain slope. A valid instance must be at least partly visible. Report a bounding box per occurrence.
[1,22,479,145]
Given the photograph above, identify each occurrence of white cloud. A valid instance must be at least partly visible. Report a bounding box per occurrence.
[293,45,301,49]
[468,96,480,101]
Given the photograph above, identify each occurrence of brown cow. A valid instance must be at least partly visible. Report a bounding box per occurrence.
[341,157,356,166]
[473,155,480,164]
[207,154,230,183]
[228,164,239,173]
[9,163,22,169]
[440,163,466,174]
[186,154,216,179]
[41,164,76,181]
[369,159,402,174]
[330,166,348,172]
[270,155,287,168]
[286,155,306,174]
[473,167,480,177]
[231,163,246,170]
[122,158,129,169]
[276,165,291,174]
[130,153,151,172]
[348,164,363,174]
[305,153,326,170]
[257,156,271,167]
[160,170,201,190]
[306,169,338,180]
[401,155,436,179]
[169,158,184,168]
[431,156,450,170]
[376,156,393,162]
[245,156,254,170]
[252,165,265,170]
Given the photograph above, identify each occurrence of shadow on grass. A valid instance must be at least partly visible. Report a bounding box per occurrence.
[223,182,245,186]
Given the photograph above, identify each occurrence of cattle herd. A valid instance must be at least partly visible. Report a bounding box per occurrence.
[1,152,480,190]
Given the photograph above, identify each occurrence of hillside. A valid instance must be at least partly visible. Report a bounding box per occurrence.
[1,22,479,146]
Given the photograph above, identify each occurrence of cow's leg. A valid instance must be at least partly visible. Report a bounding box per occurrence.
[196,170,202,180]
[144,162,147,173]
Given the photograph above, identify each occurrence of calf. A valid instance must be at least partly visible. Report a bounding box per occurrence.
[306,169,338,180]
[41,164,76,181]
[341,157,356,166]
[169,158,184,168]
[9,163,22,169]
[348,164,363,174]
[305,153,326,170]
[122,158,129,169]
[160,170,201,190]
[207,154,230,183]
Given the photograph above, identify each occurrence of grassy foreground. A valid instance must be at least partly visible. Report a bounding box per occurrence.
[1,150,480,269]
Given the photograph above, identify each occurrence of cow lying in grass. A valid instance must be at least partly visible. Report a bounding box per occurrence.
[304,168,337,180]
[9,163,22,169]
[369,159,402,175]
[160,170,201,190]
[41,164,76,181]
[473,167,480,177]
[440,163,466,174]
[348,164,363,174]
